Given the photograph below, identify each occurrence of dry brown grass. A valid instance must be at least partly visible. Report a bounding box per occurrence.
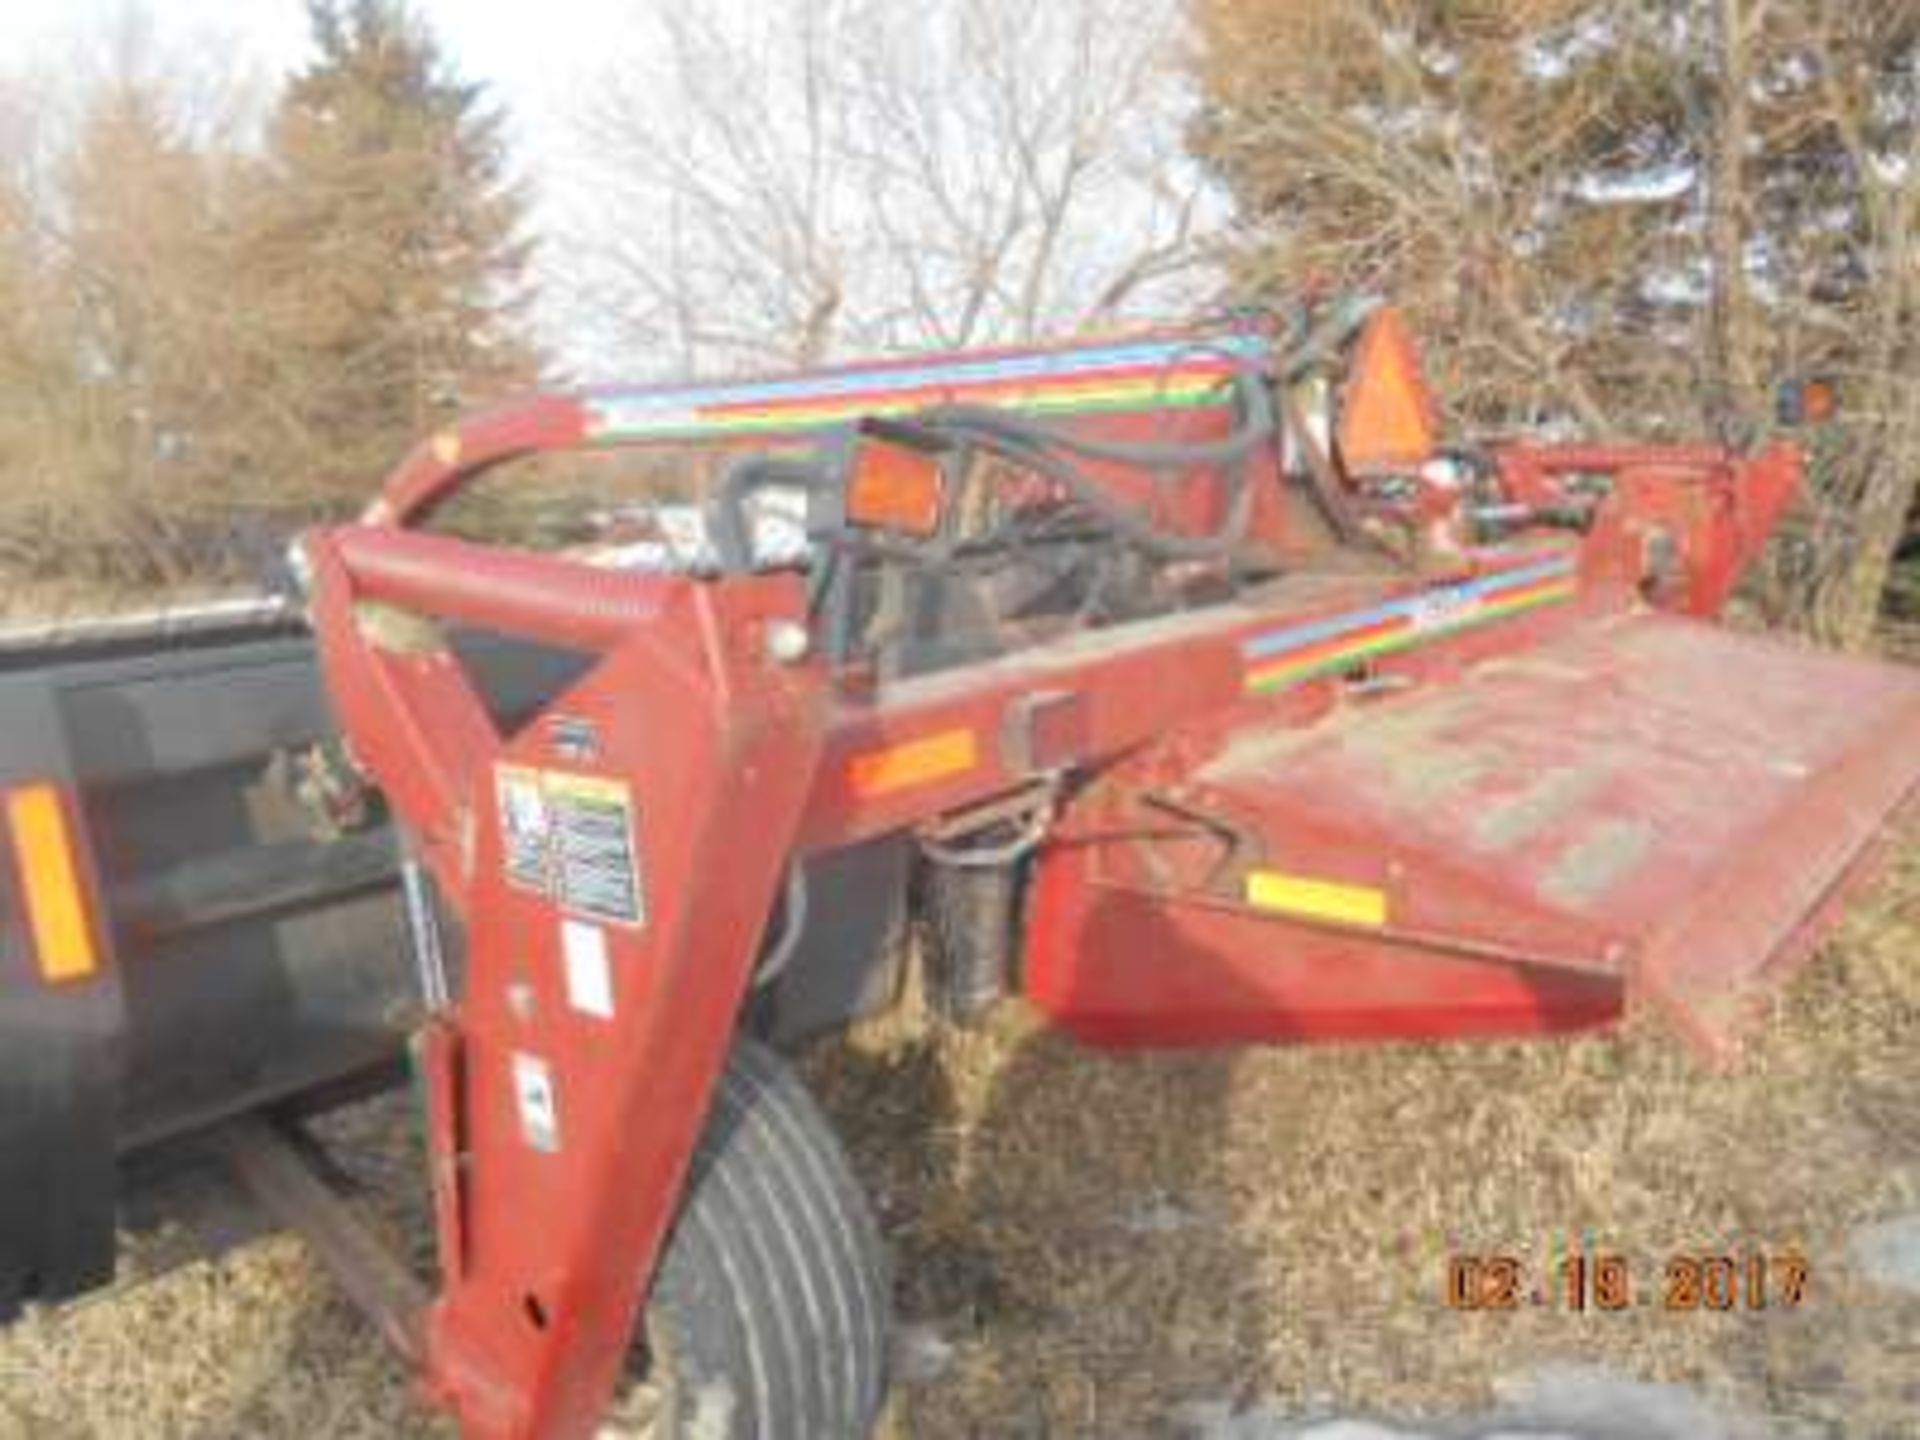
[812,842,1920,1437]
[5,850,1920,1439]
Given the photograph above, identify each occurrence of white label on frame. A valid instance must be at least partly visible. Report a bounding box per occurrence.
[561,919,615,1020]
[511,1052,562,1153]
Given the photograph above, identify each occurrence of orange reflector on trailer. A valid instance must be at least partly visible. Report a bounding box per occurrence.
[848,728,978,798]
[7,783,101,983]
[846,438,946,537]
[1337,306,1439,476]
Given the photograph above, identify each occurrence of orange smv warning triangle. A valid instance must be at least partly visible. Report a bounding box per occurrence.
[1336,306,1440,477]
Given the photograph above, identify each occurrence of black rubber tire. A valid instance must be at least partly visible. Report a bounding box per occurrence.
[641,1039,889,1439]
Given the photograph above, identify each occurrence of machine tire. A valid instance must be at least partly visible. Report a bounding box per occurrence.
[626,1039,890,1439]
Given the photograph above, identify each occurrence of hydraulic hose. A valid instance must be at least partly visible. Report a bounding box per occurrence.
[917,361,1279,562]
[708,341,1297,570]
[922,364,1276,471]
[709,455,831,572]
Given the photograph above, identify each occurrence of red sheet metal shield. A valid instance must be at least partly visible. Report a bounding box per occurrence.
[1032,612,1920,1060]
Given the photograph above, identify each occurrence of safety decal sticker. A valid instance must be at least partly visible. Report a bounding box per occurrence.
[546,713,602,763]
[511,1052,562,1153]
[496,765,553,894]
[561,918,616,1020]
[493,764,648,927]
[546,772,645,925]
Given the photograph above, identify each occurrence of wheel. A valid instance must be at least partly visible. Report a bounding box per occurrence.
[605,1039,890,1438]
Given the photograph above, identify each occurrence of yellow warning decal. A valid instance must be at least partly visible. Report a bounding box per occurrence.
[494,764,646,927]
[848,728,978,798]
[542,772,645,926]
[542,771,631,806]
[1244,869,1389,928]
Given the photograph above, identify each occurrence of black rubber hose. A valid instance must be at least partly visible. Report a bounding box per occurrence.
[920,365,1275,471]
[711,359,1277,569]
[949,425,1259,561]
[709,455,829,572]
[918,366,1276,562]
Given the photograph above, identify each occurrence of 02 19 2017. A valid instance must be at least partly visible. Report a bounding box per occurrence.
[1445,1251,1810,1312]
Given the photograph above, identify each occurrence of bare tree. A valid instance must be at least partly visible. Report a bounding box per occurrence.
[0,15,267,590]
[1748,0,1920,643]
[0,3,534,598]
[1197,0,1919,646]
[1195,0,1683,436]
[554,0,1222,375]
[1704,0,1760,431]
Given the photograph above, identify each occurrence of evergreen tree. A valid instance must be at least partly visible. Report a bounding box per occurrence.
[247,0,533,506]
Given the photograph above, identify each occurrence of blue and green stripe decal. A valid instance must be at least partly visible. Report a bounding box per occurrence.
[582,333,1270,443]
[1242,554,1578,694]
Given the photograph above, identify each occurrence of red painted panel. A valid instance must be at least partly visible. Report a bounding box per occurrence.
[1028,610,1920,1056]
[1027,856,1623,1047]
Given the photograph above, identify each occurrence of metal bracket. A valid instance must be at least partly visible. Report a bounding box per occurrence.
[214,1115,427,1365]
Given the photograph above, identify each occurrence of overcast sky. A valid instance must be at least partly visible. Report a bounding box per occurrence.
[0,0,631,363]
[0,0,1217,375]
[0,0,630,168]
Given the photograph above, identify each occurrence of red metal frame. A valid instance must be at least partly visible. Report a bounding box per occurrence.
[308,518,1603,1437]
[308,531,826,1436]
[299,323,1913,1438]
[1495,442,1802,616]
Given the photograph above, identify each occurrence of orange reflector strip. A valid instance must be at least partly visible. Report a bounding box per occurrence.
[847,439,946,536]
[848,729,978,798]
[8,784,100,983]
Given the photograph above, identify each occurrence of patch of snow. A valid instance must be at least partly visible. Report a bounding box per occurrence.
[578,491,810,573]
[1869,151,1911,187]
[1170,1404,1427,1440]
[1520,13,1617,82]
[1848,1213,1920,1294]
[1174,1365,1771,1440]
[1492,1362,1758,1440]
[890,1322,957,1385]
[1117,1191,1206,1235]
[1573,163,1697,206]
[1641,267,1708,308]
